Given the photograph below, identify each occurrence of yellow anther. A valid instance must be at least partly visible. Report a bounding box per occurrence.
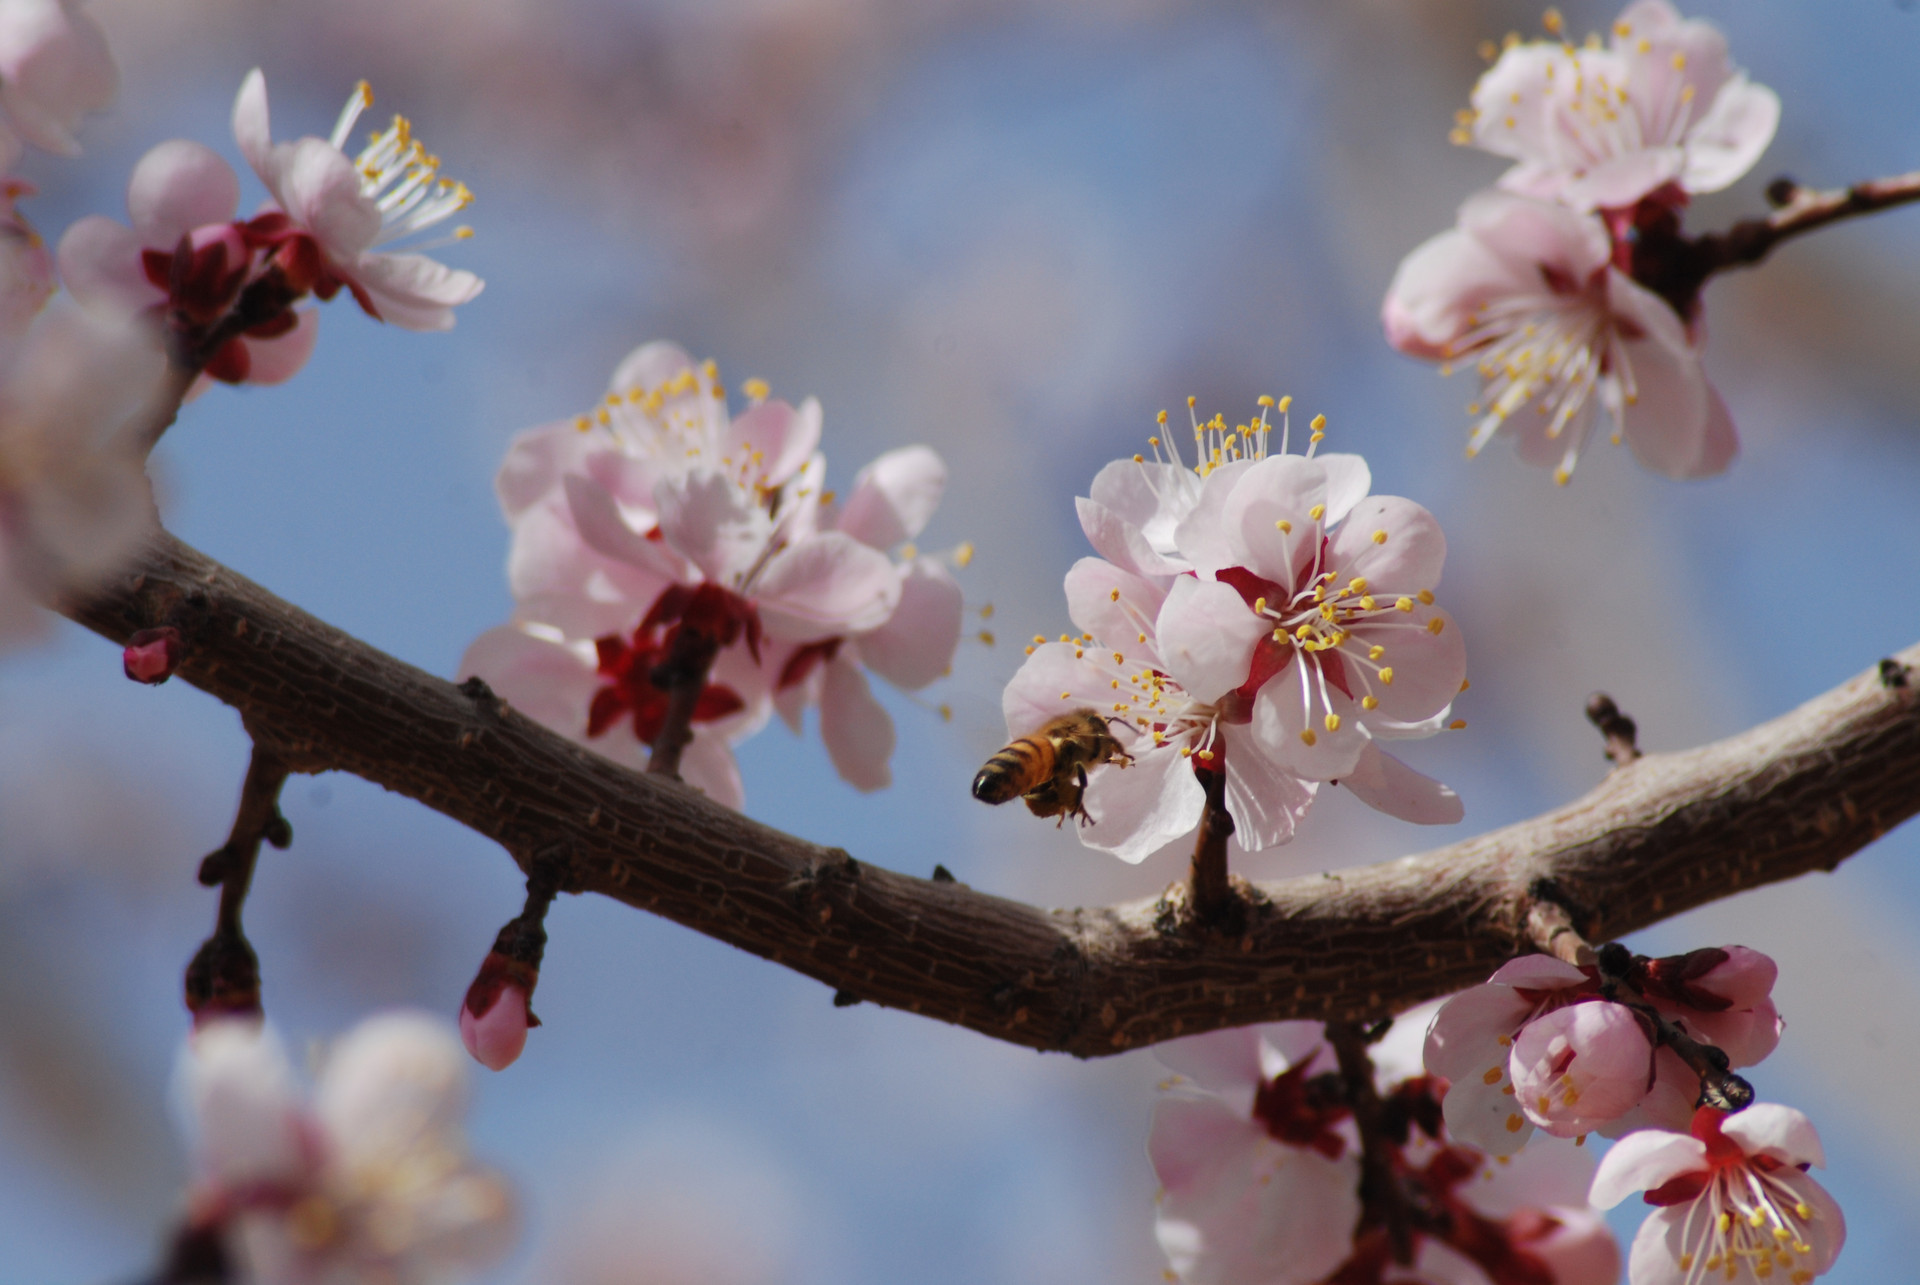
[453,226,474,240]
[1749,1209,1767,1228]
[1417,589,1434,604]
[1359,596,1376,611]
[1717,1213,1732,1233]
[1369,645,1385,660]
[1361,695,1379,711]
[1257,395,1275,408]
[938,704,952,721]
[1253,597,1267,613]
[900,543,918,561]
[1186,395,1197,408]
[1275,519,1293,534]
[1324,713,1341,732]
[1542,7,1563,34]
[1074,649,1083,658]
[1450,719,1467,730]
[1149,437,1160,447]
[1372,530,1389,544]
[1277,395,1293,412]
[1505,1113,1524,1133]
[1060,634,1072,643]
[1180,746,1193,758]
[1309,504,1326,521]
[595,408,610,426]
[574,414,590,432]
[1671,51,1686,70]
[1197,749,1214,762]
[1061,691,1072,700]
[1299,729,1318,747]
[1113,652,1124,664]
[1379,667,1395,685]
[1396,597,1414,613]
[1460,678,1470,691]
[1033,635,1047,645]
[1156,410,1168,424]
[1024,646,1035,655]
[1134,454,1144,463]
[1553,467,1571,486]
[742,377,771,401]
[1428,617,1446,635]
[955,541,974,567]
[1272,629,1285,642]
[1348,577,1368,593]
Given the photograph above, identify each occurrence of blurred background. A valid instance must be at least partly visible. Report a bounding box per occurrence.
[2,0,1918,1279]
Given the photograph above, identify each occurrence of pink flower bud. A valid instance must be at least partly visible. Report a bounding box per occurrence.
[460,951,539,1072]
[1686,945,1777,1009]
[1510,1000,1653,1137]
[124,626,184,683]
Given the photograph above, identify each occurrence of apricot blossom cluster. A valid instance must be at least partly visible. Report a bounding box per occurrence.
[999,404,1465,862]
[1382,0,1777,484]
[461,340,964,810]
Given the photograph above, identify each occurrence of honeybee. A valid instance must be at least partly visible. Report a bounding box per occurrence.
[972,709,1132,826]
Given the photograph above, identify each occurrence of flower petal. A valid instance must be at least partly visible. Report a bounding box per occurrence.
[754,532,903,641]
[349,250,485,332]
[854,558,961,691]
[1720,1103,1825,1169]
[231,69,274,182]
[1220,724,1316,852]
[240,309,319,386]
[819,655,894,791]
[316,1011,469,1170]
[1078,744,1205,865]
[1155,576,1265,704]
[1338,743,1462,825]
[55,213,152,313]
[1682,77,1780,194]
[999,641,1112,738]
[835,443,945,548]
[1075,495,1186,578]
[1589,1129,1707,1210]
[1063,556,1167,666]
[127,139,240,247]
[1219,454,1327,586]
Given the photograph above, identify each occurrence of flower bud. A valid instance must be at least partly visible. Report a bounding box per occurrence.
[460,950,540,1072]
[124,625,184,684]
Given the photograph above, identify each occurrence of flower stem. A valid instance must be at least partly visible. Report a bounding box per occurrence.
[1188,767,1236,924]
[646,629,720,780]
[1327,1020,1417,1266]
[185,744,290,1022]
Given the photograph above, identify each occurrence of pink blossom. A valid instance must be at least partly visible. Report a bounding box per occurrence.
[471,343,957,800]
[1424,955,1606,1154]
[0,0,116,167]
[1591,1105,1844,1284]
[231,69,481,330]
[0,178,50,337]
[181,1014,517,1285]
[0,303,162,650]
[57,139,319,390]
[1462,1,1779,213]
[1385,189,1733,484]
[1149,1023,1362,1285]
[1426,946,1784,1154]
[1000,408,1462,863]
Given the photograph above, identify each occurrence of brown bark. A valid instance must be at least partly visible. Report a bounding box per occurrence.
[61,533,1920,1058]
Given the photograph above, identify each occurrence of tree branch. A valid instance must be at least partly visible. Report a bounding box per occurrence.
[1701,170,1920,279]
[62,532,1920,1057]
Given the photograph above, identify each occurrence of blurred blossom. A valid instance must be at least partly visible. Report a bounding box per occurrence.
[179,1012,517,1285]
[57,137,319,391]
[0,0,116,168]
[1462,0,1778,213]
[462,341,961,806]
[0,178,52,337]
[0,302,161,650]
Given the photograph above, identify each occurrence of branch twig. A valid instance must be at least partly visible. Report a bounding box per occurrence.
[68,533,1920,1057]
[1187,768,1236,926]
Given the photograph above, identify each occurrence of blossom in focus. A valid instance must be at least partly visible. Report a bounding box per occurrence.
[1384,189,1733,484]
[1461,1,1779,213]
[0,0,116,167]
[1590,1104,1844,1285]
[0,179,51,337]
[1148,1022,1362,1285]
[0,303,162,650]
[180,1013,517,1285]
[57,138,319,388]
[231,69,482,330]
[464,343,958,803]
[1002,407,1463,864]
[1424,948,1781,1154]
